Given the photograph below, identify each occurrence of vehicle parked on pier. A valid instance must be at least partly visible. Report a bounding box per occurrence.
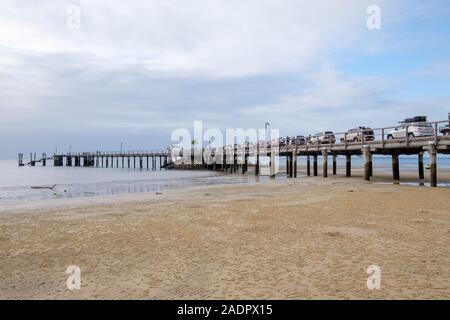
[439,124,450,135]
[291,135,306,146]
[341,127,375,143]
[310,131,336,144]
[386,116,434,140]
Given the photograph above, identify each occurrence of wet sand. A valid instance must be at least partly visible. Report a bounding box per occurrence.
[0,174,450,299]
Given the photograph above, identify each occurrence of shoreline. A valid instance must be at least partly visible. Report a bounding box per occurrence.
[1,165,450,214]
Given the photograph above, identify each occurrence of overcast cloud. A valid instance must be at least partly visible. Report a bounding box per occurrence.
[1,0,450,157]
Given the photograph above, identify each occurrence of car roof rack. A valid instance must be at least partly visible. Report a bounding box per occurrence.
[400,116,427,124]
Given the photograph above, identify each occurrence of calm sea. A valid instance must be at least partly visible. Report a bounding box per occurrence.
[1,155,449,202]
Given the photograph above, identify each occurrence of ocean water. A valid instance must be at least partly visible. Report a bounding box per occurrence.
[0,159,256,202]
[1,154,449,202]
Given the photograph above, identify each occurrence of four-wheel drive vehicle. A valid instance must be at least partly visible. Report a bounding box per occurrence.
[387,122,434,140]
[439,124,450,135]
[310,131,336,144]
[341,127,375,143]
[292,135,306,146]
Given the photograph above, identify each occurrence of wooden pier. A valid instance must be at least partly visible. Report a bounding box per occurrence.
[50,151,170,171]
[19,118,450,187]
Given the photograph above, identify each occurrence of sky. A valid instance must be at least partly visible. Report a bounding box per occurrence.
[1,0,450,157]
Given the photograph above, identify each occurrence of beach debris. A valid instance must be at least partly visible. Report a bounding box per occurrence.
[156,192,163,195]
[30,184,57,190]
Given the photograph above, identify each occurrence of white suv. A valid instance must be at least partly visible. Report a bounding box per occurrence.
[387,121,434,140]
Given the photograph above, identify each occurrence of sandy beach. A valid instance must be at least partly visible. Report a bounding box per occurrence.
[1,173,449,300]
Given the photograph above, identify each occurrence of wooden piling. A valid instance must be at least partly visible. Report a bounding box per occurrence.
[242,150,248,174]
[307,155,311,176]
[270,151,276,179]
[286,154,291,178]
[332,154,337,175]
[30,153,35,166]
[418,152,424,180]
[346,154,351,177]
[255,145,260,176]
[429,143,437,187]
[363,145,371,181]
[392,153,400,184]
[293,148,297,178]
[322,149,328,178]
[313,155,318,176]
